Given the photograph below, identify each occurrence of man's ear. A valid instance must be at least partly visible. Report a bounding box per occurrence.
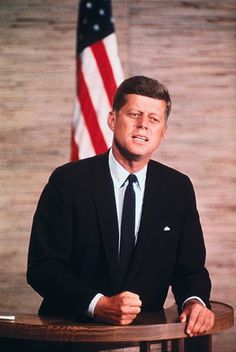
[107,111,116,131]
[162,124,168,139]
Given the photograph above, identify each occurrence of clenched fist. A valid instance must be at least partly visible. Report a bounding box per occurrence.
[94,291,142,325]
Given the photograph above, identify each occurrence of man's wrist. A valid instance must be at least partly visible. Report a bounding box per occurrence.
[87,293,104,318]
[182,296,206,310]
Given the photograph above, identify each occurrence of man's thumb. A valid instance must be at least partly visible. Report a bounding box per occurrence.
[179,312,187,323]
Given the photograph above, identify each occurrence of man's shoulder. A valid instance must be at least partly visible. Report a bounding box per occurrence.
[149,159,189,179]
[148,160,196,203]
[49,152,109,183]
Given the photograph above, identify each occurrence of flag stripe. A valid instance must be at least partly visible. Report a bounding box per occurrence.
[80,46,112,147]
[103,34,124,85]
[77,59,108,154]
[75,103,95,158]
[72,100,95,159]
[70,127,79,161]
[91,40,117,106]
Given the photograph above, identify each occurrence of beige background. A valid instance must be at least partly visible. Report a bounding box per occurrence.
[0,0,235,351]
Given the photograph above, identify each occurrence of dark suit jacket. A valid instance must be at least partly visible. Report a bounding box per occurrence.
[27,151,211,318]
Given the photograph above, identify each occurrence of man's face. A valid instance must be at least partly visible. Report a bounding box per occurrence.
[108,94,167,164]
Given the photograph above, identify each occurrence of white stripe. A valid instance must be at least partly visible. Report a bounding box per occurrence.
[103,33,124,86]
[73,99,95,159]
[80,47,113,148]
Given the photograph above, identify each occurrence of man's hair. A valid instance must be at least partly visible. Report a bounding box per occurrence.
[112,76,171,120]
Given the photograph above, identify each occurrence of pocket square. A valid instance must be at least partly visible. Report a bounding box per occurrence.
[164,226,171,231]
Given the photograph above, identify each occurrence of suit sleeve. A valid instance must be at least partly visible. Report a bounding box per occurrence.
[171,176,211,310]
[27,169,97,316]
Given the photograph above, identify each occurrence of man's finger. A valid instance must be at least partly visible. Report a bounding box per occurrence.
[119,292,142,306]
[190,309,206,335]
[184,306,200,336]
[179,312,187,323]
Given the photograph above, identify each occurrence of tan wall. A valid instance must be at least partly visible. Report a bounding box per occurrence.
[0,1,235,350]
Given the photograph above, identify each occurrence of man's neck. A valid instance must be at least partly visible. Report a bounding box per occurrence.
[111,147,150,173]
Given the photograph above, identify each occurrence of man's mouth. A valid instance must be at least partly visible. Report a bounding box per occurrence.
[132,135,148,142]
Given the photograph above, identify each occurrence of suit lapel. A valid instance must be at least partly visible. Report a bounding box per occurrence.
[124,160,167,288]
[91,153,119,292]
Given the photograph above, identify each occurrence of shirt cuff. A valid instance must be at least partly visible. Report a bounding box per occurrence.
[182,296,206,310]
[87,293,104,318]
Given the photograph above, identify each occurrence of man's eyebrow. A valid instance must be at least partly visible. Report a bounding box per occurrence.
[126,109,142,114]
[149,113,162,118]
[126,109,161,117]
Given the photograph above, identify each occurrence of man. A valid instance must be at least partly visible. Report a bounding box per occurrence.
[27,76,214,338]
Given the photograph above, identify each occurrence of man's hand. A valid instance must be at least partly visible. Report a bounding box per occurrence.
[94,291,142,325]
[179,300,215,337]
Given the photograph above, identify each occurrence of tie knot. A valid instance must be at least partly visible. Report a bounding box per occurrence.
[128,174,137,185]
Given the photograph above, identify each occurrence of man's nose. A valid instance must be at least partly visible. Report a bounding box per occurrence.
[136,114,148,128]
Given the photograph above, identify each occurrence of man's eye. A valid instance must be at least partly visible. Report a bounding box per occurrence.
[150,116,159,123]
[129,113,139,118]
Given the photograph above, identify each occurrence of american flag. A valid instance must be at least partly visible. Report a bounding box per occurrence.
[71,0,124,160]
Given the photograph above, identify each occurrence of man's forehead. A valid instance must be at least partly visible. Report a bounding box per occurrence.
[122,94,167,110]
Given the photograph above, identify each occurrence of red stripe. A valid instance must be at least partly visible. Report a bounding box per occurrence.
[77,59,108,154]
[91,40,117,106]
[70,127,79,161]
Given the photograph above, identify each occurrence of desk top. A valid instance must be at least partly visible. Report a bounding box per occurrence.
[0,301,233,343]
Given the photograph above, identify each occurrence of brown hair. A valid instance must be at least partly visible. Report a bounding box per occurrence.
[112,76,171,120]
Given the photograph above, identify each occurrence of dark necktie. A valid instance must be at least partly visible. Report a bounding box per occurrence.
[117,174,137,290]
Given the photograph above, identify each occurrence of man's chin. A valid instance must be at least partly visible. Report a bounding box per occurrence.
[113,141,152,163]
[123,150,152,163]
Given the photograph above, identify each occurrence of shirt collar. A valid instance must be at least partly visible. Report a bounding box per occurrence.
[108,149,147,190]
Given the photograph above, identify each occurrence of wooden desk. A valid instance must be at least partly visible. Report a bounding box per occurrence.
[0,301,233,352]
